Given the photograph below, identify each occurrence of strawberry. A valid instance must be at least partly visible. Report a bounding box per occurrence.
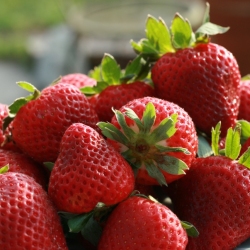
[169,122,250,249]
[0,148,48,189]
[0,170,68,250]
[81,53,155,122]
[98,195,191,250]
[238,75,250,122]
[0,103,19,151]
[4,82,99,163]
[98,96,198,186]
[58,72,97,88]
[131,3,241,137]
[48,122,135,214]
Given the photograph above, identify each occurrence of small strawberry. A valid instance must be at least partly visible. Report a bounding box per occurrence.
[0,148,48,188]
[4,82,99,163]
[0,169,68,250]
[81,54,155,122]
[169,122,250,249]
[98,195,197,250]
[238,75,250,122]
[0,103,19,151]
[48,123,135,214]
[58,72,97,88]
[98,96,198,186]
[131,3,241,137]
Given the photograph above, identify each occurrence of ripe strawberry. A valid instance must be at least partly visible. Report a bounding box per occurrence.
[0,171,68,250]
[58,72,97,88]
[169,122,250,249]
[4,82,99,163]
[48,123,135,214]
[131,4,241,137]
[0,103,19,151]
[0,148,48,188]
[98,96,198,186]
[98,195,189,250]
[81,53,155,122]
[238,75,250,122]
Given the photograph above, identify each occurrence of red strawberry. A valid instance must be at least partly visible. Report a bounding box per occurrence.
[98,195,189,250]
[4,82,99,163]
[48,123,135,214]
[0,171,68,250]
[238,76,250,122]
[0,148,48,188]
[81,53,155,122]
[0,103,19,151]
[169,122,250,249]
[98,96,198,186]
[131,4,241,137]
[59,73,97,88]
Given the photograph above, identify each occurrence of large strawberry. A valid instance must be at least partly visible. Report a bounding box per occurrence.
[98,195,197,250]
[81,53,155,122]
[48,122,135,214]
[3,82,99,163]
[0,148,48,188]
[0,170,68,250]
[169,122,250,249]
[238,75,250,122]
[98,96,198,186]
[131,3,241,137]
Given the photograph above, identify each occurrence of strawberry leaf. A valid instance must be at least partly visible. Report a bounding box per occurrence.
[155,145,190,154]
[171,13,194,49]
[43,162,54,171]
[145,161,167,186]
[0,164,9,174]
[97,122,130,146]
[238,147,250,169]
[146,15,174,55]
[197,133,213,158]
[101,53,121,84]
[68,212,93,233]
[157,155,188,175]
[141,102,156,134]
[80,81,109,95]
[181,221,199,238]
[124,55,142,78]
[195,22,229,36]
[88,65,102,81]
[224,124,241,160]
[211,122,221,156]
[237,120,250,144]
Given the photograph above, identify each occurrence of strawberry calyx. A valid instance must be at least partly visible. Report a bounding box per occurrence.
[98,102,190,186]
[80,53,151,96]
[3,82,40,131]
[130,3,229,61]
[211,121,250,168]
[59,202,115,247]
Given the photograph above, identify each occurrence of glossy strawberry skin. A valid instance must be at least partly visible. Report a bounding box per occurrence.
[169,156,250,249]
[151,43,241,137]
[0,148,48,189]
[11,83,99,163]
[0,172,67,250]
[59,73,96,88]
[238,79,250,122]
[98,196,188,250]
[48,123,135,214]
[108,96,198,185]
[94,81,155,122]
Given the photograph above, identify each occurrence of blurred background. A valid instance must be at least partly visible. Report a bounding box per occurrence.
[0,0,249,105]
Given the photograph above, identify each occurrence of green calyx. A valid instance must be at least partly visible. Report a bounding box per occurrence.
[0,164,9,174]
[98,102,190,186]
[211,121,250,169]
[3,82,40,132]
[80,53,151,96]
[130,2,229,61]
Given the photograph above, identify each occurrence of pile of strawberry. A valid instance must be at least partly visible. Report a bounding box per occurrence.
[1,3,250,250]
